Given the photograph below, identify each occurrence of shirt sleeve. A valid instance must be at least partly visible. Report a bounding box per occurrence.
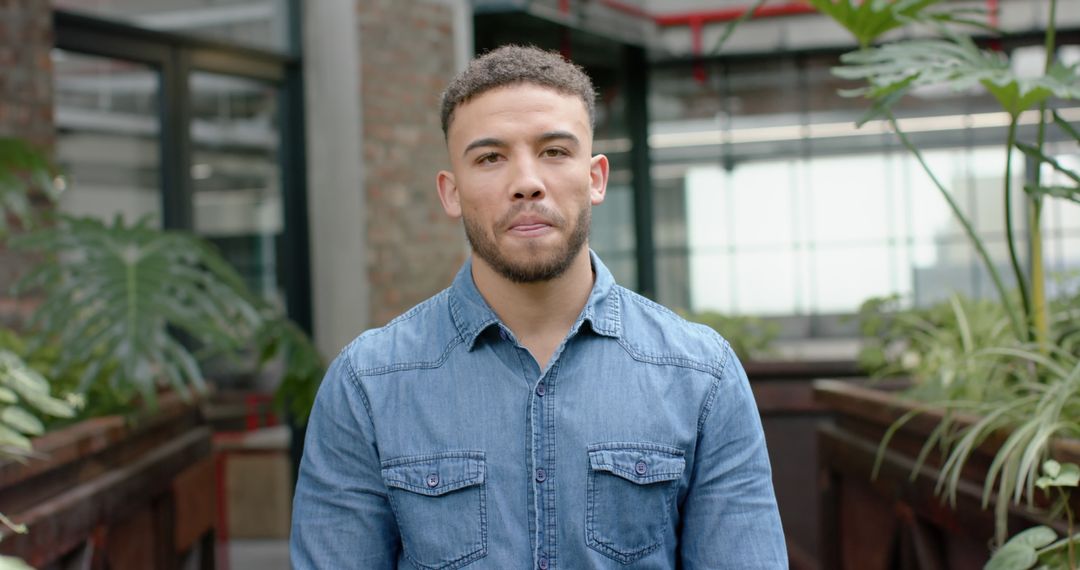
[678,342,789,569]
[290,352,400,569]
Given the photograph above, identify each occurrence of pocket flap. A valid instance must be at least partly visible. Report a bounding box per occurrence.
[588,444,685,485]
[381,451,485,497]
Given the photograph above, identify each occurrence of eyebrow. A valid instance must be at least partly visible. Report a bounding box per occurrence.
[462,130,581,158]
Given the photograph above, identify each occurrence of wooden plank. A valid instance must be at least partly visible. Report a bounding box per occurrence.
[172,456,216,553]
[813,379,1080,463]
[0,426,211,567]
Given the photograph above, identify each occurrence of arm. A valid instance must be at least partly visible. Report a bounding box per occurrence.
[290,353,400,569]
[678,342,788,569]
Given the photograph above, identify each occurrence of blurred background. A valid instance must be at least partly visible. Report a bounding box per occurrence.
[1,1,1078,569]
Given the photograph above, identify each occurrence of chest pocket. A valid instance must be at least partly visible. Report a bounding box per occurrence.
[381,451,487,570]
[585,443,686,565]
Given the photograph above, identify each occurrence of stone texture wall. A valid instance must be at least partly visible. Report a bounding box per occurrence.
[0,0,54,329]
[357,0,466,326]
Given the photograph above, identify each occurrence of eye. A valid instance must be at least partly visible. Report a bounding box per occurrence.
[541,147,569,158]
[476,152,502,164]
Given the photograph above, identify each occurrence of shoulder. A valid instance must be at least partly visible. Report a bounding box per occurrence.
[614,286,736,377]
[336,288,464,377]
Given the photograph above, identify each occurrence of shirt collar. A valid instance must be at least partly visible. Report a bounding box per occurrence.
[448,249,622,350]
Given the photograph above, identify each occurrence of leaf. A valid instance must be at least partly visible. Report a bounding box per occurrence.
[0,407,43,436]
[1004,525,1058,549]
[835,33,1080,119]
[1044,459,1061,478]
[11,216,266,405]
[985,542,1037,570]
[0,556,35,570]
[805,0,981,47]
[1038,462,1080,489]
[0,424,31,451]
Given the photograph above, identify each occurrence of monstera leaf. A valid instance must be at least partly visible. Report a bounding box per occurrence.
[12,215,263,408]
[805,0,988,48]
[835,31,1080,122]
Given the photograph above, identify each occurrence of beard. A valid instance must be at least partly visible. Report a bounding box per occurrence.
[463,201,591,284]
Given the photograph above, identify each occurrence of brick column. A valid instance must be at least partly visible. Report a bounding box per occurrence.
[357,0,467,326]
[0,0,54,329]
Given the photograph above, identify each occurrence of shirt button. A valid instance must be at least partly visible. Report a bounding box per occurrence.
[535,468,547,483]
[426,473,440,488]
[635,460,648,476]
[538,556,549,570]
[535,382,546,397]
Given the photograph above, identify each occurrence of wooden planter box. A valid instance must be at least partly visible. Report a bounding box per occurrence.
[814,380,1080,570]
[0,393,217,569]
[744,360,863,570]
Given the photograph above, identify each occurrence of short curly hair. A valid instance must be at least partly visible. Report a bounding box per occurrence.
[440,45,597,138]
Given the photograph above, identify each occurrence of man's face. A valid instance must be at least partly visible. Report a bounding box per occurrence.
[437,84,608,283]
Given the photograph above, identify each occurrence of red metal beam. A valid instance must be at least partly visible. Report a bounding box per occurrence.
[599,0,817,26]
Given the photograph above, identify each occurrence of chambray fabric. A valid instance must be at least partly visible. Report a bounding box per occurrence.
[291,252,788,569]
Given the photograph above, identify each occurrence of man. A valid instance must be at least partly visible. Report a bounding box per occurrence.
[291,45,787,569]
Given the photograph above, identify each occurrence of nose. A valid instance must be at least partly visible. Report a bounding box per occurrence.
[508,156,545,201]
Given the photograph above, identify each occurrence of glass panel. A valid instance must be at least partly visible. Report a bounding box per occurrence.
[731,160,795,247]
[732,248,799,315]
[685,166,731,251]
[807,154,892,244]
[590,182,636,287]
[812,246,894,313]
[53,0,292,54]
[190,71,283,308]
[52,50,161,227]
[689,252,734,314]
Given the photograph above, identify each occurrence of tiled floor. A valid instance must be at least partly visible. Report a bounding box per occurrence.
[225,539,291,570]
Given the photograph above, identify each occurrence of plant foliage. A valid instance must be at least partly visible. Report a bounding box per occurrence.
[0,138,63,237]
[11,215,264,408]
[683,311,779,362]
[804,0,989,48]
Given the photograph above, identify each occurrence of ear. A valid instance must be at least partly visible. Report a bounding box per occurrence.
[589,154,609,206]
[436,170,462,218]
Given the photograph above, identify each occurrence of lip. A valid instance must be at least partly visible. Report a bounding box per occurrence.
[507,216,554,236]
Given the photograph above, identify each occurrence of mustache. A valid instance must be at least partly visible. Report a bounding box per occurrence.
[497,203,566,229]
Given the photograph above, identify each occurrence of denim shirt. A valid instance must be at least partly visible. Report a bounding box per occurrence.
[291,252,787,569]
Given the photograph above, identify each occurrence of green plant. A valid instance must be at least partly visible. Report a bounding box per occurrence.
[768,0,1080,554]
[682,310,779,361]
[0,138,63,237]
[11,215,264,409]
[985,460,1079,570]
[0,336,78,569]
[0,137,325,422]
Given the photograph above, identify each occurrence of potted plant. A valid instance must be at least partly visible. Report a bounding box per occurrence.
[750,0,1080,567]
[0,137,324,567]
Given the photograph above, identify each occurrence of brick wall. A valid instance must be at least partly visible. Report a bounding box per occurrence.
[357,0,466,326]
[0,0,54,329]
[0,0,53,146]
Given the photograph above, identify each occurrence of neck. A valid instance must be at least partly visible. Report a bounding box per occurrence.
[471,247,595,368]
